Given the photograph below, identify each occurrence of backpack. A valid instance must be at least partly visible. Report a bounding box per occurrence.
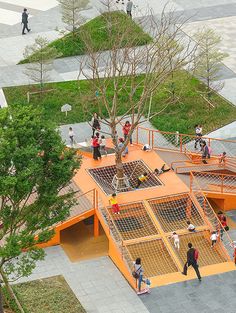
[132,265,141,279]
[194,249,199,261]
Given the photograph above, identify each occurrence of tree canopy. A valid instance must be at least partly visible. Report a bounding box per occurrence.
[0,105,80,288]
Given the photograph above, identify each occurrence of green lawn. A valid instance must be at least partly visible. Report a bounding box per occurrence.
[4,71,236,135]
[20,11,151,63]
[11,276,86,313]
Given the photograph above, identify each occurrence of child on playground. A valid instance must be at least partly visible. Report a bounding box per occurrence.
[210,231,219,248]
[219,152,226,164]
[118,138,128,157]
[154,164,171,175]
[142,144,151,152]
[136,172,148,188]
[135,164,171,189]
[171,232,180,250]
[99,135,107,156]
[109,193,120,214]
[187,221,196,232]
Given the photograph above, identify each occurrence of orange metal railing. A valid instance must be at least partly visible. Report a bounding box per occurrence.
[133,126,236,157]
[190,172,234,257]
[190,171,236,195]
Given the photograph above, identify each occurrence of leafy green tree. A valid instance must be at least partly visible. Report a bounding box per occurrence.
[193,27,228,99]
[23,36,61,91]
[0,106,80,312]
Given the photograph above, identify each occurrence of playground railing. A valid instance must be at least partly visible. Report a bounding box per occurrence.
[134,126,236,157]
[190,172,234,258]
[190,171,236,195]
[61,188,96,220]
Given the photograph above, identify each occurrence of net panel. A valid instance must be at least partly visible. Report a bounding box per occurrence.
[170,231,228,267]
[125,239,178,277]
[148,194,205,233]
[88,160,162,195]
[134,126,236,157]
[108,202,158,240]
[191,172,236,194]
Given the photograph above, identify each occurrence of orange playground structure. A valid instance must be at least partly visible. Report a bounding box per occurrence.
[42,127,236,289]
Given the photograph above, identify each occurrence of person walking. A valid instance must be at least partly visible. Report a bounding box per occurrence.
[91,113,101,136]
[133,258,144,292]
[126,0,133,18]
[68,127,76,147]
[182,242,201,281]
[22,8,31,35]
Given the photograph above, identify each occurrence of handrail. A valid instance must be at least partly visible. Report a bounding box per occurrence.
[137,126,236,144]
[190,172,234,251]
[135,126,236,157]
[190,171,236,195]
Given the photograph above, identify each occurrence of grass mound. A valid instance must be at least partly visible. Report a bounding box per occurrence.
[20,11,151,63]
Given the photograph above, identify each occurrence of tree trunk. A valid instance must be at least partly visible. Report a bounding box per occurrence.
[0,270,25,313]
[115,151,124,179]
[0,287,4,313]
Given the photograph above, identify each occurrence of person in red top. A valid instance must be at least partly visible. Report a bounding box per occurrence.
[92,132,101,160]
[217,211,229,240]
[122,121,133,145]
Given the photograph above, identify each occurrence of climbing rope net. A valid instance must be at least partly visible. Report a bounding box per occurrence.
[98,191,233,279]
[88,160,162,195]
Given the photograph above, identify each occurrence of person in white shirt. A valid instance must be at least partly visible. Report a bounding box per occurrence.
[68,127,76,147]
[171,232,180,250]
[210,231,219,248]
[142,144,151,152]
[187,221,196,232]
[194,124,203,149]
[99,135,107,156]
[126,0,133,17]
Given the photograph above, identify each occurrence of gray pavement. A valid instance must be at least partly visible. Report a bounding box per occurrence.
[141,271,236,313]
[16,246,149,313]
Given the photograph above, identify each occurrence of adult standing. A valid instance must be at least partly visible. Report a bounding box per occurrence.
[91,113,101,136]
[92,132,101,160]
[68,127,76,147]
[133,258,144,292]
[201,141,210,164]
[22,8,31,35]
[194,124,202,149]
[122,121,133,145]
[182,242,201,281]
[126,0,133,18]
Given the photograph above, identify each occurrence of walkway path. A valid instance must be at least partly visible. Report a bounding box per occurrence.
[17,246,149,313]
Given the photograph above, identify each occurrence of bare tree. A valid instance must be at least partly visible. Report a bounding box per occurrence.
[79,4,196,190]
[58,0,88,35]
[24,36,61,91]
[193,27,228,100]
